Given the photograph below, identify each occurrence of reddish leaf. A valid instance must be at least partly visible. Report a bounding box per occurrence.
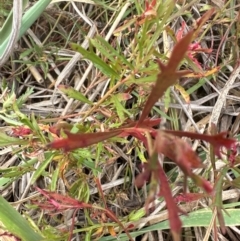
[49,122,73,136]
[167,30,194,71]
[122,118,161,128]
[144,0,157,17]
[175,193,205,203]
[126,224,135,230]
[104,208,134,241]
[135,154,184,240]
[135,163,151,188]
[34,187,93,211]
[165,130,236,158]
[176,21,186,41]
[194,8,215,38]
[190,173,213,194]
[36,188,135,240]
[229,142,238,166]
[120,125,158,148]
[145,0,156,10]
[157,162,183,240]
[119,118,160,147]
[138,31,193,124]
[120,128,148,146]
[48,129,122,152]
[155,131,203,175]
[176,22,212,70]
[48,118,160,152]
[12,126,31,137]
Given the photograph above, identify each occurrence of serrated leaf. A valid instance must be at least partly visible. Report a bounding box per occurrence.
[138,31,194,124]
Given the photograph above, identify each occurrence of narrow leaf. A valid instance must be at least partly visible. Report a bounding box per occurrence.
[158,162,183,241]
[31,153,54,184]
[138,31,194,124]
[194,9,215,38]
[70,43,119,77]
[48,130,122,152]
[167,30,194,70]
[92,36,134,69]
[0,131,27,147]
[58,85,93,105]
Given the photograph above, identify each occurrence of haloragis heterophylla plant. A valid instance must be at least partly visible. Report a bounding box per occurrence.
[47,8,236,241]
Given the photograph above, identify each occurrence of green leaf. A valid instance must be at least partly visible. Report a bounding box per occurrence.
[0,114,23,126]
[12,101,34,129]
[81,159,102,173]
[186,78,208,95]
[128,208,145,221]
[163,87,171,111]
[58,85,93,105]
[127,75,157,84]
[111,95,131,122]
[31,113,47,143]
[0,177,12,188]
[1,158,38,179]
[0,195,43,241]
[31,152,54,184]
[91,36,134,70]
[70,43,119,78]
[99,208,240,241]
[16,87,34,107]
[0,131,27,147]
[50,165,60,191]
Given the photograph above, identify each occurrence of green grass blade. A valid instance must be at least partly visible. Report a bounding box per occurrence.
[0,0,29,43]
[99,208,240,241]
[0,0,51,57]
[19,0,52,37]
[0,195,43,241]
